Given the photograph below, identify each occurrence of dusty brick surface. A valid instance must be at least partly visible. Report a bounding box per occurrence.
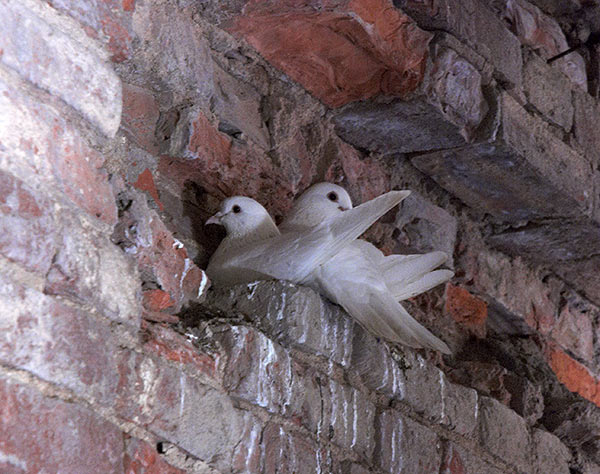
[0,0,122,136]
[0,376,125,473]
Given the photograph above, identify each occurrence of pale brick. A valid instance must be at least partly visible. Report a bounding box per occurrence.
[532,429,571,474]
[374,409,442,473]
[478,396,531,472]
[0,0,121,136]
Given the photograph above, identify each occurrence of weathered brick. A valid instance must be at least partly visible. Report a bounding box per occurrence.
[261,423,320,474]
[531,429,571,474]
[0,376,124,473]
[441,442,505,474]
[573,90,600,168]
[547,348,600,407]
[125,438,186,474]
[0,71,118,225]
[374,409,442,473]
[398,0,523,86]
[0,170,57,274]
[133,168,164,211]
[478,396,531,472]
[0,0,122,136]
[46,0,135,62]
[206,281,355,368]
[445,284,488,338]
[554,256,600,307]
[121,83,160,154]
[442,382,480,438]
[45,211,141,325]
[115,352,264,472]
[506,0,587,90]
[522,51,574,130]
[230,0,433,107]
[551,293,596,362]
[0,276,124,404]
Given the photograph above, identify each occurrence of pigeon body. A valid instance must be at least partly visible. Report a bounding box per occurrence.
[206,190,409,287]
[280,183,452,354]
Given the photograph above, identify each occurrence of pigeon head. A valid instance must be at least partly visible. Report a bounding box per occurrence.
[206,196,275,237]
[297,182,353,214]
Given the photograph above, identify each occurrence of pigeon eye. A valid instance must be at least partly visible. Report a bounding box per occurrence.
[327,192,338,202]
[232,205,241,214]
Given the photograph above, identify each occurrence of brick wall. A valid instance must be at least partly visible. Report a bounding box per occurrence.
[1,0,600,472]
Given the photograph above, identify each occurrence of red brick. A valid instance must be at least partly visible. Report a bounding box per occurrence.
[124,438,185,474]
[0,76,117,225]
[134,169,164,211]
[122,84,160,153]
[229,0,432,107]
[0,377,124,473]
[46,0,135,62]
[143,289,175,312]
[547,348,600,407]
[0,170,57,274]
[143,325,218,380]
[445,284,487,338]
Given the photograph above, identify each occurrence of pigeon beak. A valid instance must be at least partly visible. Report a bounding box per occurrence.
[338,205,350,212]
[205,211,224,226]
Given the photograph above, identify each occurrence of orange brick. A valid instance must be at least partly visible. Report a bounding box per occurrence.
[445,284,488,338]
[548,348,600,407]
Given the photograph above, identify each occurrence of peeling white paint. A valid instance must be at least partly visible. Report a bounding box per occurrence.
[246,281,260,300]
[179,372,186,418]
[0,451,27,471]
[172,238,184,249]
[198,271,209,298]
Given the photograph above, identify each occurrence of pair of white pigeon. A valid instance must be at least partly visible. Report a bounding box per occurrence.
[206,183,453,354]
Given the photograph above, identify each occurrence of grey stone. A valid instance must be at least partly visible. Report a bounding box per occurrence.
[523,52,574,131]
[442,442,506,474]
[487,220,600,263]
[532,429,571,474]
[573,90,600,168]
[333,99,466,155]
[442,382,479,437]
[478,396,531,472]
[554,256,600,306]
[397,0,523,86]
[412,93,593,222]
[374,409,442,473]
[0,0,121,137]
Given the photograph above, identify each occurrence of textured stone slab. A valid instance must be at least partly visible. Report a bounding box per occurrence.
[0,0,121,136]
[532,429,571,474]
[397,0,523,86]
[412,93,593,222]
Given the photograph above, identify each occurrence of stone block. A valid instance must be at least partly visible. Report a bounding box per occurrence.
[374,409,442,473]
[412,93,593,222]
[532,429,571,474]
[0,0,121,136]
[0,170,58,275]
[229,0,433,107]
[442,382,480,438]
[478,396,531,472]
[554,256,600,307]
[333,99,466,155]
[488,220,600,264]
[0,70,118,225]
[397,0,523,86]
[551,294,597,362]
[522,52,574,130]
[0,377,124,473]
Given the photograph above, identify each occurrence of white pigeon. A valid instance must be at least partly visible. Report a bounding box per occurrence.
[280,182,452,354]
[205,190,410,287]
